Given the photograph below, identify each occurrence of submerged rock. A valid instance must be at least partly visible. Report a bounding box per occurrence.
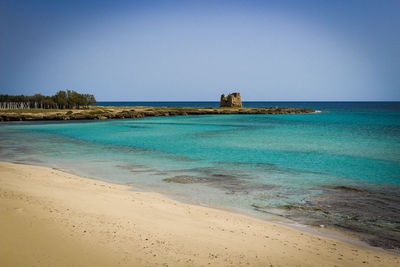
[258,184,400,250]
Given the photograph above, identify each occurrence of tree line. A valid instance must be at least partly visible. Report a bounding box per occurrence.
[0,90,96,109]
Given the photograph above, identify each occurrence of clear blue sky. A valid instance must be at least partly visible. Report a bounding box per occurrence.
[1,0,399,101]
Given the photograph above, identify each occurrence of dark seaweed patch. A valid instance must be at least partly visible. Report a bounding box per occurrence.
[13,158,45,164]
[116,164,156,173]
[128,125,148,129]
[163,175,209,184]
[255,184,400,250]
[162,170,277,195]
[325,185,366,192]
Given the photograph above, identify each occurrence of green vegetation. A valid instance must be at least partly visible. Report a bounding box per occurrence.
[87,110,107,115]
[0,90,96,109]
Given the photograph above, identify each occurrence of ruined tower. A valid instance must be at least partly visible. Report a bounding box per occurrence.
[220,92,242,108]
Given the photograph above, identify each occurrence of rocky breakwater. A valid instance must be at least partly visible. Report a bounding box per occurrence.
[0,106,315,121]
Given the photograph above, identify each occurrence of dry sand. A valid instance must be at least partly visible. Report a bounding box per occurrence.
[0,161,399,266]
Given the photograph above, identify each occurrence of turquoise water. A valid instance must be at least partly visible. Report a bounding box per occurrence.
[1,102,399,248]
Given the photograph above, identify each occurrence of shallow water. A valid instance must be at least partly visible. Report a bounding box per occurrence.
[1,102,399,249]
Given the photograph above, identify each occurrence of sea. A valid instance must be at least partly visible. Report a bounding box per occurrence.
[1,101,399,249]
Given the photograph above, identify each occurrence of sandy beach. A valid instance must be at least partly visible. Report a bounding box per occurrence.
[0,161,399,266]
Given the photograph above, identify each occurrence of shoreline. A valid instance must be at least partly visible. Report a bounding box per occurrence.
[129,175,382,252]
[19,161,391,254]
[5,159,375,251]
[0,106,315,121]
[5,159,399,254]
[160,189,380,252]
[1,161,399,266]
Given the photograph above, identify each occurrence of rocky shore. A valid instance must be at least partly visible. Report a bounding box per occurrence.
[0,106,315,121]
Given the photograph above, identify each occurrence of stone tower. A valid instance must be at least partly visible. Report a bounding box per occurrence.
[220,92,242,108]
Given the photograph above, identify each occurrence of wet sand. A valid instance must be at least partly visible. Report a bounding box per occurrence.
[0,161,399,266]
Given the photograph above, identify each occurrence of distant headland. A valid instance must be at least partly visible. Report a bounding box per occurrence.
[0,91,315,121]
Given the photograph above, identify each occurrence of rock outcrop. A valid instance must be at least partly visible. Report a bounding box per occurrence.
[220,93,242,108]
[0,106,315,121]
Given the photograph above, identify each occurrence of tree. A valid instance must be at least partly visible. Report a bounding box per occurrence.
[69,90,87,108]
[83,94,96,106]
[53,90,68,109]
[42,97,56,109]
[0,90,96,109]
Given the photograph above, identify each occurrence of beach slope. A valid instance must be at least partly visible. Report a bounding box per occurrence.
[0,161,398,266]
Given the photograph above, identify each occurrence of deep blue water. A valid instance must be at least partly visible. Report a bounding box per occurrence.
[1,102,400,248]
[96,101,400,112]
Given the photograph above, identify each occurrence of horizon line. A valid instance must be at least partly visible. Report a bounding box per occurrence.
[95,100,400,102]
